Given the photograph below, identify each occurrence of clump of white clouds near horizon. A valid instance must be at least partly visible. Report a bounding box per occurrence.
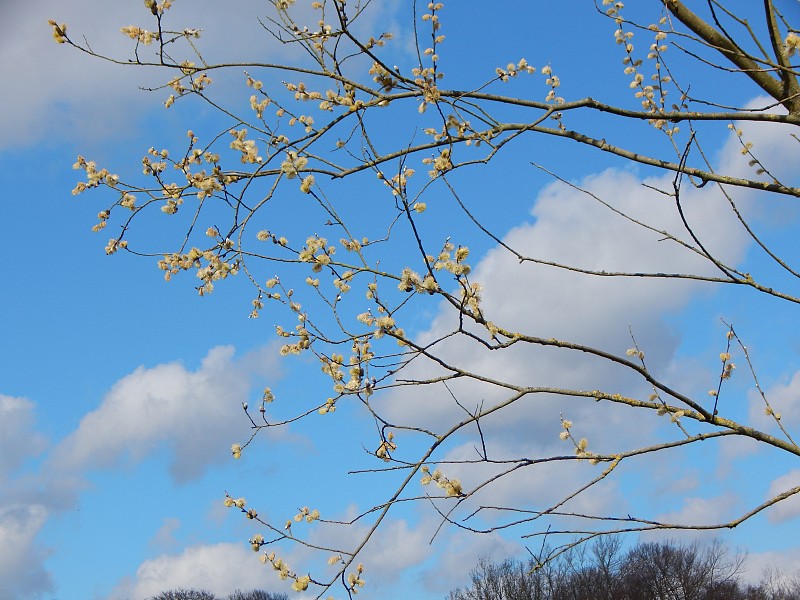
[53,346,257,482]
[2,2,800,599]
[0,347,282,600]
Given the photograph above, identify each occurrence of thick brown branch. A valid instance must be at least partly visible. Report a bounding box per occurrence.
[665,0,800,113]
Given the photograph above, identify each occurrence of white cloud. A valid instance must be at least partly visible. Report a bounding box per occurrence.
[0,344,280,600]
[0,398,58,600]
[50,345,279,482]
[765,469,800,524]
[3,1,163,149]
[379,165,750,512]
[417,438,625,537]
[111,542,275,599]
[349,517,437,592]
[735,368,800,465]
[644,493,739,543]
[3,0,405,151]
[382,159,762,433]
[717,432,765,467]
[421,532,523,596]
[282,507,437,596]
[741,547,800,584]
[750,370,800,430]
[0,395,47,481]
[652,467,700,497]
[0,504,53,600]
[150,517,182,552]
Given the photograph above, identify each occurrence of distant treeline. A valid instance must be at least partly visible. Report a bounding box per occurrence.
[448,539,800,600]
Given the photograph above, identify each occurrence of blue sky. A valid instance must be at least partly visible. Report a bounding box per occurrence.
[2,1,800,599]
